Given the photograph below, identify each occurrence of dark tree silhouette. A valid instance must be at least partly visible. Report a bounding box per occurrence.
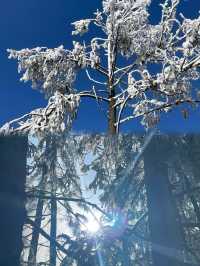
[0,135,27,266]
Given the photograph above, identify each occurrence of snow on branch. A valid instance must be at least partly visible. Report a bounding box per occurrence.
[0,92,80,135]
[72,19,92,35]
[7,46,77,98]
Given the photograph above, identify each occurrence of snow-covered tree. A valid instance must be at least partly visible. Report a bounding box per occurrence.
[2,0,200,135]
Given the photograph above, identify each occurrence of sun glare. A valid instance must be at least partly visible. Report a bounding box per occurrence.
[82,213,101,234]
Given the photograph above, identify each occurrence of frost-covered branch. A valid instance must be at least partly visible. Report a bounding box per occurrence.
[78,91,110,102]
[1,92,80,134]
[118,98,200,128]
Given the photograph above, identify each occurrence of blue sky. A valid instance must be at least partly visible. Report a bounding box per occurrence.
[1,0,200,133]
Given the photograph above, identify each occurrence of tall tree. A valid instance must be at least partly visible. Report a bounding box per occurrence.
[27,164,47,266]
[24,134,83,265]
[143,135,183,266]
[0,135,27,266]
[3,0,200,135]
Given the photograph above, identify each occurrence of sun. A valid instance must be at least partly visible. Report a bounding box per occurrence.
[82,212,101,234]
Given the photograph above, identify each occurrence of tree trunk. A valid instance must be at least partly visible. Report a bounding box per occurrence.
[107,18,117,135]
[143,136,183,266]
[28,197,44,266]
[50,196,57,266]
[108,95,116,135]
[27,168,46,266]
[0,135,27,266]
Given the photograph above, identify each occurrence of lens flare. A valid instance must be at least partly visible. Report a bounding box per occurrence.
[81,212,101,234]
[86,217,100,233]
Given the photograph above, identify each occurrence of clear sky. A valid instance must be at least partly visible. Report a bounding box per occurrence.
[1,0,200,133]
